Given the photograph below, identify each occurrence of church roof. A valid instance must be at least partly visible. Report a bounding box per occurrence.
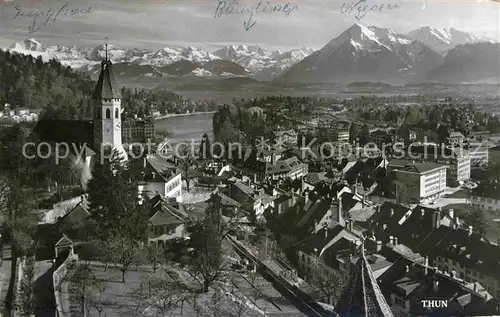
[93,60,121,100]
[30,119,96,155]
[337,241,394,317]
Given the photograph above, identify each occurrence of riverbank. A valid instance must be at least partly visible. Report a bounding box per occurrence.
[154,111,216,121]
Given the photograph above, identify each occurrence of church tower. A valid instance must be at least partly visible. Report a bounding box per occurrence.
[92,39,127,161]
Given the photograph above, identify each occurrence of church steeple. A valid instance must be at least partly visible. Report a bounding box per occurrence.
[92,37,127,161]
[93,37,121,101]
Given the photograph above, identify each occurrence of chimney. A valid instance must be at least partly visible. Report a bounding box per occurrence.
[304,191,309,202]
[394,237,398,246]
[448,208,454,219]
[390,208,394,217]
[421,209,425,219]
[468,225,473,236]
[376,240,382,252]
[405,265,409,273]
[143,157,147,168]
[389,236,394,245]
[432,210,439,229]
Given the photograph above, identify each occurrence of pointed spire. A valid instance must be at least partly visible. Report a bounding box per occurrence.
[336,240,394,317]
[93,37,121,100]
[105,36,108,62]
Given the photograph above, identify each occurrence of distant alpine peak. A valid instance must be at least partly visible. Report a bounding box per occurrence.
[406,26,480,52]
[324,23,413,51]
[10,38,44,52]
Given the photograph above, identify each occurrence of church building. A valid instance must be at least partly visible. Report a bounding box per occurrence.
[31,41,183,201]
[32,42,127,164]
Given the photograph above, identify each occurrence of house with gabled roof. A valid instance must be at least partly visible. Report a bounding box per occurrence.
[228,180,273,217]
[138,154,183,201]
[147,195,189,243]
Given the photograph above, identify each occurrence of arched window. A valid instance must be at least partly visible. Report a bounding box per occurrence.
[115,108,119,118]
[105,109,111,119]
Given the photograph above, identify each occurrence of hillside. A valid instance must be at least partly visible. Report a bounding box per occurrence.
[0,49,95,119]
[0,50,186,120]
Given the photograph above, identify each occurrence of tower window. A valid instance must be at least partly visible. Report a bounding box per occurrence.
[105,109,111,119]
[115,108,119,118]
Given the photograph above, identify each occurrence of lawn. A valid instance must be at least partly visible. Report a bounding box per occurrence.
[62,261,285,317]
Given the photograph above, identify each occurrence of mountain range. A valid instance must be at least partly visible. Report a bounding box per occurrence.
[278,24,498,85]
[5,24,498,85]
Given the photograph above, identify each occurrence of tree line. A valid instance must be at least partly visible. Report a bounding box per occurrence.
[0,50,195,120]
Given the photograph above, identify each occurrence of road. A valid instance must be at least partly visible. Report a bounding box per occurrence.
[227,236,337,317]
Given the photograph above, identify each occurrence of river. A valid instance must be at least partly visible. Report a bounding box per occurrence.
[155,112,214,143]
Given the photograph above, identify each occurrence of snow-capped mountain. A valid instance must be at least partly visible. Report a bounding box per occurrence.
[7,39,246,78]
[422,42,500,84]
[213,45,280,72]
[406,27,480,54]
[278,23,444,84]
[8,39,94,70]
[213,44,314,80]
[10,38,44,51]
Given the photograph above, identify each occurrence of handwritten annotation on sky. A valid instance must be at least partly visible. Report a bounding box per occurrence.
[12,2,92,34]
[341,0,400,20]
[214,0,298,31]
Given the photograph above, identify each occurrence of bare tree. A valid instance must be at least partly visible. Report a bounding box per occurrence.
[147,243,162,273]
[68,263,98,315]
[188,221,228,293]
[130,282,147,317]
[88,282,115,317]
[203,289,226,317]
[108,237,144,283]
[227,288,251,317]
[310,261,346,306]
[146,274,182,316]
[177,144,195,193]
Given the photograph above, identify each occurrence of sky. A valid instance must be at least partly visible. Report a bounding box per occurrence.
[0,0,499,52]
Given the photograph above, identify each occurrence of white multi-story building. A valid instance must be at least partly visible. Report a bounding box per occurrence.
[405,145,470,186]
[464,143,489,167]
[389,160,447,203]
[470,180,500,212]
